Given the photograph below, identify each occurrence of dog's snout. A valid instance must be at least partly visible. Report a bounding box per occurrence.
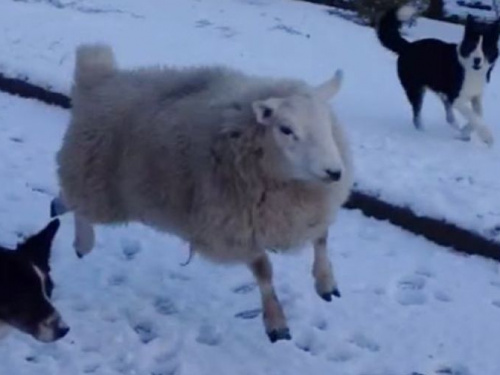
[55,325,70,340]
[473,57,482,65]
[35,313,70,342]
[324,169,342,182]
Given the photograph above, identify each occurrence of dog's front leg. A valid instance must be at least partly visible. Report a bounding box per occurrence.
[454,100,494,146]
[248,253,290,343]
[471,96,483,117]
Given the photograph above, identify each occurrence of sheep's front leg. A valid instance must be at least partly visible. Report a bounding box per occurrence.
[313,232,340,301]
[249,254,291,343]
[74,214,95,258]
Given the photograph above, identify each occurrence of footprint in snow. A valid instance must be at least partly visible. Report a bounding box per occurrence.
[348,332,381,353]
[196,322,223,346]
[232,282,257,294]
[146,338,182,375]
[394,275,427,306]
[434,290,452,303]
[234,308,261,320]
[195,19,212,28]
[435,363,471,375]
[216,26,238,38]
[312,315,328,331]
[492,299,500,308]
[108,273,127,286]
[121,238,141,261]
[491,280,500,288]
[153,297,178,316]
[415,266,435,278]
[133,321,158,344]
[83,363,101,374]
[25,355,39,363]
[168,271,190,282]
[150,365,179,375]
[10,136,23,143]
[295,329,324,355]
[327,346,356,363]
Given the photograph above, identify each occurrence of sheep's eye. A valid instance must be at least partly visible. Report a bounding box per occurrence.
[279,126,294,136]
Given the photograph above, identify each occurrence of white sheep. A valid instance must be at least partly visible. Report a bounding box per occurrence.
[53,44,354,342]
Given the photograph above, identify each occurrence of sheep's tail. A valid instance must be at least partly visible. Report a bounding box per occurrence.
[74,43,116,90]
[376,4,417,55]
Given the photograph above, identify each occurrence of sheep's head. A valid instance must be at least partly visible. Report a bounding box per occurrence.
[252,70,345,184]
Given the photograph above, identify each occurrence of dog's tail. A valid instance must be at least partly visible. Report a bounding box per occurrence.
[376,4,417,55]
[74,43,116,90]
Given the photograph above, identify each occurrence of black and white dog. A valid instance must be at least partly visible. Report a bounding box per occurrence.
[0,219,69,342]
[377,4,499,145]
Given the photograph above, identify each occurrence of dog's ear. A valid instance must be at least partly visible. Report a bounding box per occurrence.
[17,219,60,271]
[464,14,477,33]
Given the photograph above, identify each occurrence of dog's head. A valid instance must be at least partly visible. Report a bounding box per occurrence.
[0,219,69,342]
[458,15,500,72]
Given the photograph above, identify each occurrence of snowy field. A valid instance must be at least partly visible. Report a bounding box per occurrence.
[1,91,500,374]
[1,0,499,242]
[0,0,500,374]
[444,0,499,20]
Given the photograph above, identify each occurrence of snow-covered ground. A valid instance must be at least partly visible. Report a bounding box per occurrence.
[1,0,500,373]
[444,0,498,20]
[1,91,500,374]
[1,0,499,242]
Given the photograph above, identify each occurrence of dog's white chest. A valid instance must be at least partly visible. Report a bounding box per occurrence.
[460,70,487,99]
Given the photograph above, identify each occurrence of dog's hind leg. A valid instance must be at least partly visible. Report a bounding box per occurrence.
[403,85,425,130]
[249,254,290,343]
[440,96,459,130]
[312,231,340,301]
[74,214,95,258]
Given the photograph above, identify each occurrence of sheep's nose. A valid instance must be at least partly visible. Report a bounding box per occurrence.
[324,169,342,182]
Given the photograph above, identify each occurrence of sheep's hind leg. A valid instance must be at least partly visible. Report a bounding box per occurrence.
[249,254,291,343]
[313,231,340,301]
[74,214,95,258]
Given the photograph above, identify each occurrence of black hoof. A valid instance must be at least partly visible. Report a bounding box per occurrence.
[321,288,341,302]
[321,293,332,302]
[76,251,84,259]
[267,328,291,343]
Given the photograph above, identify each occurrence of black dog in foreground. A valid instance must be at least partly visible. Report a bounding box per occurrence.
[0,219,69,342]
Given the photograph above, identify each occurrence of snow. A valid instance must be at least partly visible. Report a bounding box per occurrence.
[443,0,498,20]
[1,0,499,241]
[1,91,500,374]
[0,0,499,373]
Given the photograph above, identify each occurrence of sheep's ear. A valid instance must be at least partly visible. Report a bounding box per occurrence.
[252,98,281,126]
[315,69,343,101]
